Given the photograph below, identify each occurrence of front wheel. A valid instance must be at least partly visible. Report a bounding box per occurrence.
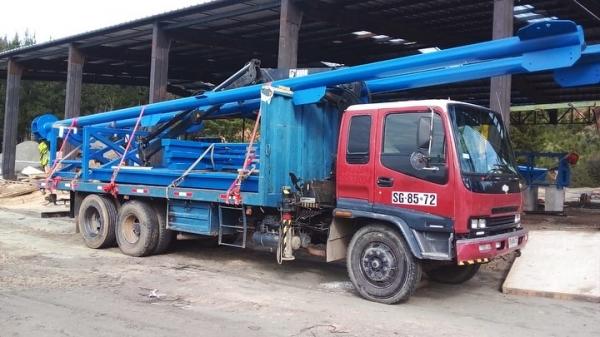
[347,224,421,304]
[426,264,480,284]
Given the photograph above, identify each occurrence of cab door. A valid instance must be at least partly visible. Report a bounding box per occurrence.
[372,106,455,218]
[336,110,377,204]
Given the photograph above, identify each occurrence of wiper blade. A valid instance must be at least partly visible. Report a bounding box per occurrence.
[483,163,515,180]
[490,163,513,174]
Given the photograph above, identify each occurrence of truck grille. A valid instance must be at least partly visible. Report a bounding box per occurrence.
[487,215,515,227]
[465,215,518,239]
[491,206,518,214]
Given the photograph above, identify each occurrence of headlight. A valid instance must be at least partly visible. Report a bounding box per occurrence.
[470,218,487,229]
[515,213,521,223]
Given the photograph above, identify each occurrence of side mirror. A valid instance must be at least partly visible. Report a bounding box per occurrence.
[417,117,431,149]
[416,107,440,171]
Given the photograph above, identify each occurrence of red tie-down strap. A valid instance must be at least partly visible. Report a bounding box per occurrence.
[43,118,78,193]
[221,109,261,205]
[103,106,146,198]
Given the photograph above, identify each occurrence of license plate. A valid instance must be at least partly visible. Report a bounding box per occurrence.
[391,191,437,206]
[508,236,519,248]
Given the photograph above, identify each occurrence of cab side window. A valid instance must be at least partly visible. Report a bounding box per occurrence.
[381,112,447,184]
[346,115,371,164]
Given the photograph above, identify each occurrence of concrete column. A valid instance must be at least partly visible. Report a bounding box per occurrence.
[2,59,23,180]
[65,45,84,120]
[277,0,303,69]
[149,23,171,103]
[489,0,514,128]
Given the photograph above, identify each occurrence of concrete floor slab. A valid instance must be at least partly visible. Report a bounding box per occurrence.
[503,230,600,302]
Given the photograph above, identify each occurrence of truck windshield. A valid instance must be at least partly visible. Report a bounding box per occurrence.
[450,104,517,176]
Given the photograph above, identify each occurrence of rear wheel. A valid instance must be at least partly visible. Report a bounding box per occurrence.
[116,200,159,257]
[426,264,480,284]
[347,224,421,304]
[78,195,117,249]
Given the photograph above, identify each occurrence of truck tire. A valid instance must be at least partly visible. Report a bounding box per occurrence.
[116,200,159,257]
[78,194,117,249]
[152,203,174,254]
[347,224,421,304]
[426,264,480,284]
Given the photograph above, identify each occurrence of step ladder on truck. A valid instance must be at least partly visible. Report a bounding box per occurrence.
[32,20,600,303]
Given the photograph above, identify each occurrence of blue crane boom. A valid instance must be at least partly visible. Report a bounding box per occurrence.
[365,42,600,93]
[44,20,583,130]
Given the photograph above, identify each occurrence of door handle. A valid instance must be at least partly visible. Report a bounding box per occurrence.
[377,176,394,187]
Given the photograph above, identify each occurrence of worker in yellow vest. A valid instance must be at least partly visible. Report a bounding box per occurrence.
[38,140,50,174]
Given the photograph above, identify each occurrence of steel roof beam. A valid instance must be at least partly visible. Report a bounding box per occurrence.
[167,28,277,59]
[297,0,465,48]
[17,59,208,82]
[81,46,150,64]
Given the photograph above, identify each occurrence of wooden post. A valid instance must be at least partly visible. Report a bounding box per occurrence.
[277,0,303,69]
[490,0,514,129]
[149,23,171,103]
[65,45,84,119]
[2,59,23,180]
[64,45,85,155]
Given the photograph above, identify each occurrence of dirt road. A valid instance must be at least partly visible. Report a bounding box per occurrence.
[0,209,598,337]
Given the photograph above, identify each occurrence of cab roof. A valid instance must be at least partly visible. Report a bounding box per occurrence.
[345,99,491,112]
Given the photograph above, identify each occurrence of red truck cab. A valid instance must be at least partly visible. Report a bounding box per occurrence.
[332,100,528,303]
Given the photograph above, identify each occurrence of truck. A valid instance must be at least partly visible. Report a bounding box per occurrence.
[31,20,599,303]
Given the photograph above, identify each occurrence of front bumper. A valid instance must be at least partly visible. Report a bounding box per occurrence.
[455,228,529,265]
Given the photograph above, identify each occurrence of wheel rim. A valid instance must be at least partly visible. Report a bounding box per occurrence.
[122,214,141,244]
[360,241,402,287]
[84,207,102,238]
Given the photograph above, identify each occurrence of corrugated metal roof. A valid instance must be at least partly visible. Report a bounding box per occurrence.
[0,1,221,58]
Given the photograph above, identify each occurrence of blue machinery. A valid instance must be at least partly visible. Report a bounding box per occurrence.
[518,152,575,189]
[517,152,578,214]
[31,21,600,228]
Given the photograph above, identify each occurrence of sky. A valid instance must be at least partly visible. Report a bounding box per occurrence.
[0,0,209,43]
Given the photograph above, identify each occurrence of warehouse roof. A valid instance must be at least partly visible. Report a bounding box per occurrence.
[0,0,599,105]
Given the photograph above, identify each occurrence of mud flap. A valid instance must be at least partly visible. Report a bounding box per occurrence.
[326,218,356,262]
[71,191,85,234]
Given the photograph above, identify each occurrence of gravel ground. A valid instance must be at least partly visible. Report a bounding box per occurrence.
[0,208,598,337]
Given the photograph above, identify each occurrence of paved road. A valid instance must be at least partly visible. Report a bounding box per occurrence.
[0,209,598,337]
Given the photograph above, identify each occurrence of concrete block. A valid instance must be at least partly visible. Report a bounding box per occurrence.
[503,230,600,302]
[522,185,538,212]
[544,186,565,212]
